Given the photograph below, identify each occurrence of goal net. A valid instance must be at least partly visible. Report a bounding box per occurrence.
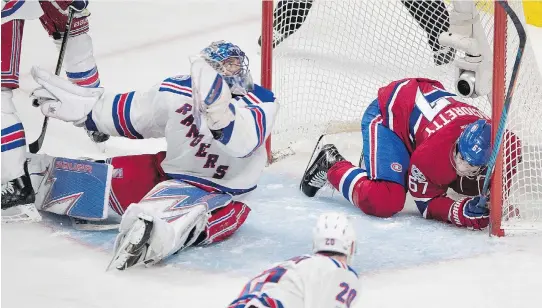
[261,0,542,235]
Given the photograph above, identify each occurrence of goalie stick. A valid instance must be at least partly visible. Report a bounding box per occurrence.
[29,7,75,154]
[70,217,120,231]
[271,121,361,164]
[479,0,526,209]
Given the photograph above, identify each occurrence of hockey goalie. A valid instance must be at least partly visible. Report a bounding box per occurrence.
[20,40,278,270]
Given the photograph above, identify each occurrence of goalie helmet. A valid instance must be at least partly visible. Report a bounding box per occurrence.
[312,212,356,265]
[200,40,254,95]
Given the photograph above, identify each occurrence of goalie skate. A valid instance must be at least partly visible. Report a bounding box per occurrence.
[300,144,345,197]
[107,214,154,271]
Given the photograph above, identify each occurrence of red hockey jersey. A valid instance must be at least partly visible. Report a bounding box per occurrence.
[376,78,493,223]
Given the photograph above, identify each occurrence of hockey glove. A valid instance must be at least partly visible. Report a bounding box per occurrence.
[191,58,235,131]
[69,0,89,11]
[30,66,103,126]
[450,196,490,230]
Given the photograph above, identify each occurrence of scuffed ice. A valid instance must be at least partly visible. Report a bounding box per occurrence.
[41,171,503,276]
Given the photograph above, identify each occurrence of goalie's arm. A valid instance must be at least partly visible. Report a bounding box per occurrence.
[194,61,278,158]
[216,86,278,157]
[85,86,170,139]
[30,66,172,139]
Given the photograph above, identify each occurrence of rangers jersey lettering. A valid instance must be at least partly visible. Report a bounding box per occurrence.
[85,75,278,195]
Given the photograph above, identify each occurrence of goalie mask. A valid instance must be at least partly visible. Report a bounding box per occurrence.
[312,212,356,265]
[452,119,491,177]
[200,40,254,96]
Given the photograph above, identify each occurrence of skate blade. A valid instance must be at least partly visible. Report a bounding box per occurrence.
[300,134,326,188]
[2,204,42,224]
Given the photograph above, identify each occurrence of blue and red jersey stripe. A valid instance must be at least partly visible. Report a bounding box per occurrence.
[242,92,267,154]
[112,91,144,139]
[1,0,25,18]
[66,67,100,88]
[1,123,26,152]
[159,77,192,97]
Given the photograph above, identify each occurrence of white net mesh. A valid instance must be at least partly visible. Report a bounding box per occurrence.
[267,0,542,231]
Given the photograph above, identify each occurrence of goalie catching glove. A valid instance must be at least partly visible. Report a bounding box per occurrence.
[192,40,254,132]
[191,57,236,131]
[30,66,103,126]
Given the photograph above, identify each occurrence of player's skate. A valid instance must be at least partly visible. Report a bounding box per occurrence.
[1,162,40,223]
[301,144,345,197]
[107,213,154,271]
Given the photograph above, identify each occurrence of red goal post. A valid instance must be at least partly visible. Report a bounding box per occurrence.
[490,2,506,236]
[261,0,542,236]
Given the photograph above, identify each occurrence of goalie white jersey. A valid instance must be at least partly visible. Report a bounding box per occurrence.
[229,254,361,308]
[85,75,277,195]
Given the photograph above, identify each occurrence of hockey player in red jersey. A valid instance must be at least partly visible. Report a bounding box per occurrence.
[1,1,107,213]
[301,78,519,230]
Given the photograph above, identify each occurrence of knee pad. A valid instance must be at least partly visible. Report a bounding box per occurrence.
[353,180,406,218]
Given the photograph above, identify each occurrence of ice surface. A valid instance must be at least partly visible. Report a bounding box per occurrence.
[2,1,542,308]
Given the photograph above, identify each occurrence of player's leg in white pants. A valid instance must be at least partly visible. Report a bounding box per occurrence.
[57,33,101,88]
[39,2,108,143]
[1,87,37,220]
[55,32,109,143]
[1,88,26,184]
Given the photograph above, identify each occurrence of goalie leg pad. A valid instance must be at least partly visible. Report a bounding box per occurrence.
[115,180,235,267]
[199,201,251,245]
[28,154,113,220]
[361,99,410,187]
